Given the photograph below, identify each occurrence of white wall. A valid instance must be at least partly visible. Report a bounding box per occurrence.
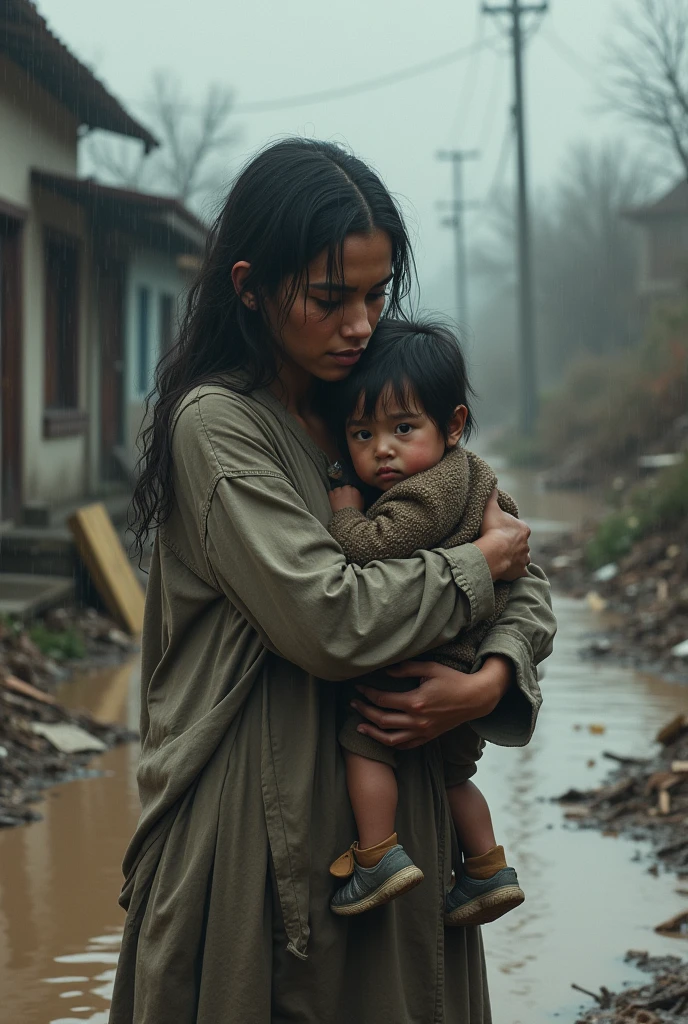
[0,55,90,508]
[124,249,186,454]
[0,55,77,209]
[23,191,90,504]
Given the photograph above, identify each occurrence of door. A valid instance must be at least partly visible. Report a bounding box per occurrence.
[99,262,126,481]
[0,216,23,523]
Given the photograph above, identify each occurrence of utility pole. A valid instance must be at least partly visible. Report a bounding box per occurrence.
[483,0,547,436]
[437,149,480,326]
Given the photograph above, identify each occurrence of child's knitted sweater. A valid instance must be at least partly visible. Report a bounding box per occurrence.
[329,446,518,672]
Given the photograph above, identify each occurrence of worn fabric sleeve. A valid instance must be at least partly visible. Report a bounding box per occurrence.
[329,489,452,565]
[470,564,556,747]
[204,472,496,682]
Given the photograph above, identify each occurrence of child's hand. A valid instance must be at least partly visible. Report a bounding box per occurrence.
[329,486,365,513]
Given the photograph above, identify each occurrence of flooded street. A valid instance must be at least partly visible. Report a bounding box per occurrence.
[0,472,687,1023]
[0,662,141,1024]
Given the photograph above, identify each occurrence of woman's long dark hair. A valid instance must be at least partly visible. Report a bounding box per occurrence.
[129,138,414,562]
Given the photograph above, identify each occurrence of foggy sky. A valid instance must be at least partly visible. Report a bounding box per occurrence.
[37,0,635,314]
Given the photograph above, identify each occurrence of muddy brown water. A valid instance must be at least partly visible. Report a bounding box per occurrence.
[0,469,687,1024]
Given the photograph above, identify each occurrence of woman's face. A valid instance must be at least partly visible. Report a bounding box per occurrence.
[267,229,393,382]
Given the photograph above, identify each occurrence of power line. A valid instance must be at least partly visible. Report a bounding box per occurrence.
[483,0,548,437]
[475,52,506,155]
[445,13,487,146]
[540,24,596,80]
[117,37,499,121]
[232,36,500,113]
[484,116,515,201]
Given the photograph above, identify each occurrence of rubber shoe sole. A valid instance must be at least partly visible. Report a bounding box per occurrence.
[444,884,525,927]
[330,865,424,916]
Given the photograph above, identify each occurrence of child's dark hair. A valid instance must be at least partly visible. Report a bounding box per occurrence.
[330,318,476,445]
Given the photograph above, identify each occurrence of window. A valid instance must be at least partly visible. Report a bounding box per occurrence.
[137,286,150,393]
[44,232,79,410]
[159,292,175,355]
[43,231,87,438]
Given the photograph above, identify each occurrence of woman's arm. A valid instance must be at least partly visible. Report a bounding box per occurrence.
[349,565,556,748]
[204,471,495,681]
[470,563,556,745]
[173,391,532,685]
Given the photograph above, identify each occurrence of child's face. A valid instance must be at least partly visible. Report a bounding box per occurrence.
[346,387,467,491]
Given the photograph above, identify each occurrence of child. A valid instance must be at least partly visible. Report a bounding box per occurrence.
[326,318,526,927]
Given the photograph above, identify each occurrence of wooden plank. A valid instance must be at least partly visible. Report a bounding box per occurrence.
[1,674,58,705]
[68,502,144,635]
[672,761,688,774]
[656,715,687,746]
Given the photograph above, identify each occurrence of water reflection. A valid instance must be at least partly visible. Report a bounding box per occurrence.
[0,660,140,1024]
[482,596,687,1023]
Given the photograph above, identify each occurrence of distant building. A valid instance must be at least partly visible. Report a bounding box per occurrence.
[626,179,688,305]
[0,0,205,527]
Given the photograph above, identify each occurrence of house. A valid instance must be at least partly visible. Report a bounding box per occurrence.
[626,179,688,304]
[0,0,206,531]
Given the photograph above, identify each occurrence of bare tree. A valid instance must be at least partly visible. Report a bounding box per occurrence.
[470,141,653,402]
[605,0,688,177]
[83,71,238,210]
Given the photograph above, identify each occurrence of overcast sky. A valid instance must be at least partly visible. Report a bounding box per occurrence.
[38,0,637,312]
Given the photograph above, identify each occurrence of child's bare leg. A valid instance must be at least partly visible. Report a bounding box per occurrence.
[345,751,397,850]
[446,780,497,859]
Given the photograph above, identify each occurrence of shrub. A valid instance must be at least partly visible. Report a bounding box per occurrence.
[28,624,86,660]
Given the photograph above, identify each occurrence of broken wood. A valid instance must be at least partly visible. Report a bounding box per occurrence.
[655,910,688,937]
[68,503,145,635]
[656,715,688,746]
[602,750,649,766]
[645,771,684,794]
[1,674,58,705]
[590,777,636,807]
[658,790,671,815]
[571,982,613,1008]
[671,760,688,774]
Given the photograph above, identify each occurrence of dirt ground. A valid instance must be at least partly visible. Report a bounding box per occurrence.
[540,523,688,683]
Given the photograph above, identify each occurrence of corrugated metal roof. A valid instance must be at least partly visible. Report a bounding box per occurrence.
[0,0,158,149]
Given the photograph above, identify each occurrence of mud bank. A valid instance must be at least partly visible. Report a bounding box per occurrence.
[574,952,688,1023]
[0,606,138,828]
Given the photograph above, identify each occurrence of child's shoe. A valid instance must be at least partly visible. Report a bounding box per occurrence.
[444,866,524,927]
[330,843,424,916]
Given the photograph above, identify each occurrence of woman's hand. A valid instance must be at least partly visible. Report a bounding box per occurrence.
[351,655,514,750]
[329,485,365,513]
[473,489,531,581]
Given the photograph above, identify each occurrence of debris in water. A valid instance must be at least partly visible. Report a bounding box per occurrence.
[574,951,688,1023]
[30,722,107,755]
[593,563,619,583]
[0,618,137,827]
[655,910,688,938]
[672,639,688,659]
[586,591,608,613]
[556,713,688,875]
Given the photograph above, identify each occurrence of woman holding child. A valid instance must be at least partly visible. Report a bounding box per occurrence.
[111,138,556,1024]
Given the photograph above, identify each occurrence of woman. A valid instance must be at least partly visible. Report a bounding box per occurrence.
[111,138,555,1024]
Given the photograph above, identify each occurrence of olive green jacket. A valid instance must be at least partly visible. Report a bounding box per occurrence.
[110,384,556,1024]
